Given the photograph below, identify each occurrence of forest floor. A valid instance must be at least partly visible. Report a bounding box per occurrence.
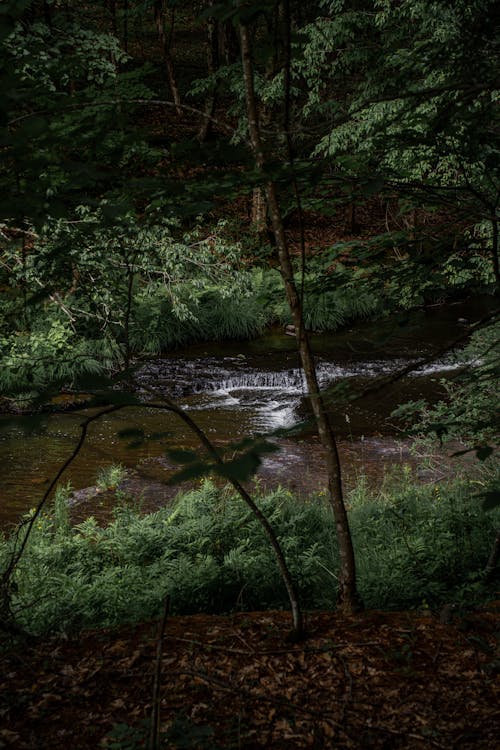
[1,604,499,749]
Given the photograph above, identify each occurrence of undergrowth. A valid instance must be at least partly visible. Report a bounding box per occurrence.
[0,265,396,403]
[1,466,498,636]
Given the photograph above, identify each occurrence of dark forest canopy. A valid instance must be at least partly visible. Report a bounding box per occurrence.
[0,0,498,422]
[1,1,499,235]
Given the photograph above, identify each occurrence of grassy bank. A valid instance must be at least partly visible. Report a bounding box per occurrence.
[2,467,498,636]
[0,266,383,405]
[3,249,495,406]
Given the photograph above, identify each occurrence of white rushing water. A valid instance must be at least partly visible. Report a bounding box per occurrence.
[137,354,467,431]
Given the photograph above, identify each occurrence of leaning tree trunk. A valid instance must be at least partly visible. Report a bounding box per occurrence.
[134,389,304,640]
[240,22,362,613]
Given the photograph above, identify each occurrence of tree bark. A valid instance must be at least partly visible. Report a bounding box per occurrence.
[239,22,362,613]
[485,527,500,581]
[123,0,129,52]
[346,201,357,234]
[491,217,500,296]
[251,187,267,236]
[107,0,117,35]
[198,4,219,142]
[220,20,239,65]
[153,0,182,117]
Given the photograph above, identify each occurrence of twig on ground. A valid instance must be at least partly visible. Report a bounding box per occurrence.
[149,595,170,750]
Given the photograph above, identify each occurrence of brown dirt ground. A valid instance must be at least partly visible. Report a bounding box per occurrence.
[1,605,499,749]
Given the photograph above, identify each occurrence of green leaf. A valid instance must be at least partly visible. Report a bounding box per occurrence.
[215,451,261,482]
[475,445,494,462]
[167,461,208,485]
[480,490,500,513]
[166,448,200,464]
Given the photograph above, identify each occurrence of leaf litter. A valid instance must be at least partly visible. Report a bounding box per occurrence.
[1,605,499,749]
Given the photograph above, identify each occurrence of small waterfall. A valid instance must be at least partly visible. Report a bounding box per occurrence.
[207,369,307,393]
[137,355,465,402]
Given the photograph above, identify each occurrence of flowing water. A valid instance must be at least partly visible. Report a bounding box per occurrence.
[0,299,491,526]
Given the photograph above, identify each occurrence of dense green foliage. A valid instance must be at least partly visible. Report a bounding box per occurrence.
[1,0,498,404]
[395,320,500,448]
[0,212,268,400]
[0,0,498,635]
[1,246,494,404]
[3,470,498,635]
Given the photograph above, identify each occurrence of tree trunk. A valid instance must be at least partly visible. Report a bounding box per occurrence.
[123,0,128,52]
[251,187,267,236]
[491,217,500,296]
[106,0,117,35]
[198,4,219,142]
[220,20,239,65]
[345,200,357,234]
[153,0,182,117]
[485,527,500,581]
[239,23,362,613]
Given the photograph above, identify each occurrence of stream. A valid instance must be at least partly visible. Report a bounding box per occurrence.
[0,299,490,527]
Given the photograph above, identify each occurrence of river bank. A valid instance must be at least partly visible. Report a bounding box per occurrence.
[0,298,494,526]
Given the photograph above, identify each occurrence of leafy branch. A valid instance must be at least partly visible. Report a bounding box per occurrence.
[0,404,123,632]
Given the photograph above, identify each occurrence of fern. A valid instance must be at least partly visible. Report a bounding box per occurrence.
[3,470,499,634]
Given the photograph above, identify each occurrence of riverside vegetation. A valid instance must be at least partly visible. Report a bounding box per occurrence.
[2,465,499,636]
[1,1,499,745]
[2,241,494,407]
[0,0,498,620]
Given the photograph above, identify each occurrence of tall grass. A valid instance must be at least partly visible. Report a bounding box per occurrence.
[0,269,389,402]
[130,283,268,353]
[252,268,383,331]
[2,469,498,635]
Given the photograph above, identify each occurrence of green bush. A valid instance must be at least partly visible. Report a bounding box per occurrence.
[351,467,498,609]
[2,470,498,635]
